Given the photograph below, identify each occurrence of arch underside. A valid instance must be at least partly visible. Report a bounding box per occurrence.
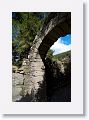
[38,13,71,60]
[23,12,71,101]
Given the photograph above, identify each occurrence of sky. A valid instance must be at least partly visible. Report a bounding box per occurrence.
[50,34,71,55]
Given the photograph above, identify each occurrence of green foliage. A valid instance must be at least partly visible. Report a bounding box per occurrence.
[47,49,54,58]
[47,49,71,63]
[53,50,71,61]
[12,12,48,67]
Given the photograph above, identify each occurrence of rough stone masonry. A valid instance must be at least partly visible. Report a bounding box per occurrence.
[12,12,71,102]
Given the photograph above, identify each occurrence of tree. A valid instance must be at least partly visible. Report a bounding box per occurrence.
[47,49,54,58]
[12,12,48,67]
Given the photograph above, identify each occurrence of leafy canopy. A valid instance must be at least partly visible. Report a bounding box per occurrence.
[12,12,48,67]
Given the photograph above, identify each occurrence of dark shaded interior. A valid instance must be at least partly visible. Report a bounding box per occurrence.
[16,12,71,102]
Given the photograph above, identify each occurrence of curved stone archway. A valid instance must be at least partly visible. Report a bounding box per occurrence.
[24,12,71,101]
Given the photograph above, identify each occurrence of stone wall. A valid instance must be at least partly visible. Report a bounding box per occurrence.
[12,58,31,101]
[24,12,71,101]
[44,56,71,102]
[12,12,71,102]
[12,73,24,101]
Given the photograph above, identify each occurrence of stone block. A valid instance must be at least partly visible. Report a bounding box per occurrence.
[12,73,24,85]
[12,85,22,101]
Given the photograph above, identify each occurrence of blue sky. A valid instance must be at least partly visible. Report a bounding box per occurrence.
[60,34,71,45]
[50,34,71,55]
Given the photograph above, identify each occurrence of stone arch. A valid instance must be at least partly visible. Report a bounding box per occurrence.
[24,12,71,101]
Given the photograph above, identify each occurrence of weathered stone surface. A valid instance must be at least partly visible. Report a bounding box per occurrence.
[44,56,71,102]
[12,12,71,102]
[12,73,24,101]
[12,85,22,101]
[12,73,23,85]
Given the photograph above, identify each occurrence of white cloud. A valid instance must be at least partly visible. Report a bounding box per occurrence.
[50,38,71,55]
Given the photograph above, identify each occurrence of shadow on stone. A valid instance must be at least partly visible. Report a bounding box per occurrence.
[35,80,47,102]
[16,89,35,102]
[15,54,71,102]
[44,56,71,102]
